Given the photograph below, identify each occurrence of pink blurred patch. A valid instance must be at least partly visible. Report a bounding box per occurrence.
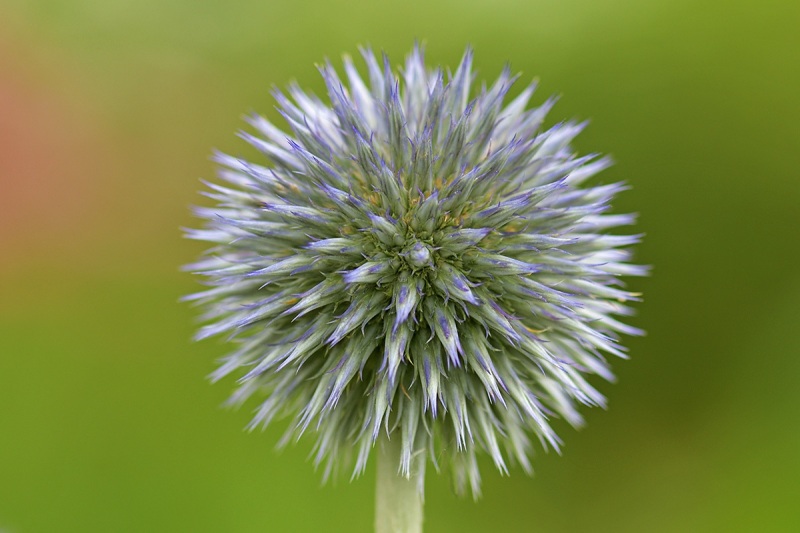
[0,34,106,263]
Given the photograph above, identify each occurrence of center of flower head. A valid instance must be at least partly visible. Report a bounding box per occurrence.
[404,241,433,270]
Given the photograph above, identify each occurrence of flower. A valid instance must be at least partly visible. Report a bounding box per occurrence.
[185,45,645,497]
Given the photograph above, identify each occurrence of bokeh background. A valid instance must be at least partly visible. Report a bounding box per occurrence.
[1,0,798,531]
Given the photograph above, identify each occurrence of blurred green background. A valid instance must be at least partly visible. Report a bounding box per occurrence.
[1,0,798,531]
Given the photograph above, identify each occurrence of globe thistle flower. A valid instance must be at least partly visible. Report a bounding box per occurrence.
[185,45,645,510]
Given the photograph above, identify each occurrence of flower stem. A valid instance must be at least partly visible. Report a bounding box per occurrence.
[375,433,423,533]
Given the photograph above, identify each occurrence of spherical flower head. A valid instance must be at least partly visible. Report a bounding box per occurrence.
[185,45,646,497]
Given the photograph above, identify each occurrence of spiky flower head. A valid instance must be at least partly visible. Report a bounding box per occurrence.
[185,46,645,496]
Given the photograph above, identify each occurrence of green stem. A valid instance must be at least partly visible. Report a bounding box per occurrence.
[375,433,423,533]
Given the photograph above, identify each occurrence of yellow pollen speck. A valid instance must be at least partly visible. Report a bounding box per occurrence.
[525,326,549,334]
[400,383,412,400]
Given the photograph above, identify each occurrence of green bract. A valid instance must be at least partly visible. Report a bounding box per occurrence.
[185,46,645,496]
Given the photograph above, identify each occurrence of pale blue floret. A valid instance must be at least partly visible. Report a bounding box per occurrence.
[185,45,645,496]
